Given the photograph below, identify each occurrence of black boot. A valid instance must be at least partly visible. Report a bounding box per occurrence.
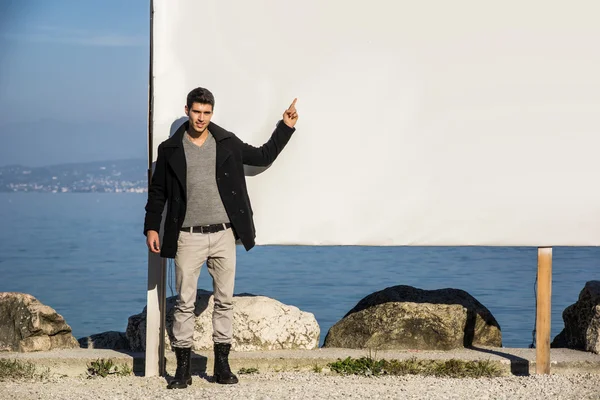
[167,347,192,389]
[213,342,238,384]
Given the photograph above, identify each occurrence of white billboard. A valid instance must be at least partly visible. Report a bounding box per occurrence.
[151,0,600,246]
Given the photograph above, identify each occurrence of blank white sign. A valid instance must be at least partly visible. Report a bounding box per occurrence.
[151,0,600,246]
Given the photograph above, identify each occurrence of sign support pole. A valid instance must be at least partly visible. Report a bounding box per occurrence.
[145,0,166,377]
[536,247,552,374]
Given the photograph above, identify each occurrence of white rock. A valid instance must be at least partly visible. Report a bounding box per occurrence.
[127,290,320,351]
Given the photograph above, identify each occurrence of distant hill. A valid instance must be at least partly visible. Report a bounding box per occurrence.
[0,159,147,193]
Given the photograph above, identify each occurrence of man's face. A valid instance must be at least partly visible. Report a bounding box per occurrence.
[185,102,213,134]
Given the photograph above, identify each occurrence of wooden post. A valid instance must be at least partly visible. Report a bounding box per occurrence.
[536,247,552,374]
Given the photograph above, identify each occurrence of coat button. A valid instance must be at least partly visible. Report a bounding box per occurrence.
[174,196,180,202]
[239,210,245,214]
[231,191,236,195]
[173,217,178,222]
[224,172,229,177]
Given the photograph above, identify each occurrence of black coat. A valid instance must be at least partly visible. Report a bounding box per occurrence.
[143,119,295,258]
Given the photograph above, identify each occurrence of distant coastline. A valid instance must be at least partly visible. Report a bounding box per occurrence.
[0,159,147,193]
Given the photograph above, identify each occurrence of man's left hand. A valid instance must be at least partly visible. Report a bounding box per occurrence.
[283,98,298,128]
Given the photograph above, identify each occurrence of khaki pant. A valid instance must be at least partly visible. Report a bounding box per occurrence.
[171,227,236,348]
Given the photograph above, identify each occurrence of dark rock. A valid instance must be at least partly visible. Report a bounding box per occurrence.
[552,280,600,354]
[323,285,502,350]
[78,331,130,350]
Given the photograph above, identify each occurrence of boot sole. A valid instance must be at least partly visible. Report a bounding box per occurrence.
[167,377,192,389]
[214,375,238,385]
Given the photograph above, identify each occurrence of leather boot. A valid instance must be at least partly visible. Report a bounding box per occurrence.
[213,342,238,384]
[167,347,192,389]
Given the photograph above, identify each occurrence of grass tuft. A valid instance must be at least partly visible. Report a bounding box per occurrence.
[0,358,50,381]
[327,356,384,376]
[328,356,502,378]
[238,367,259,375]
[86,358,132,378]
[312,363,323,373]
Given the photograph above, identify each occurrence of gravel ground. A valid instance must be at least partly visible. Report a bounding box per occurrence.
[2,372,600,400]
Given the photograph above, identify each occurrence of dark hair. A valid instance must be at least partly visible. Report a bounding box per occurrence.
[186,87,215,109]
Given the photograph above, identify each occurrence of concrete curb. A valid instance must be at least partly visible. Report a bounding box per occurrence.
[1,347,599,377]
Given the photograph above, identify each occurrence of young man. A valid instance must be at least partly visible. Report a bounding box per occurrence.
[144,87,298,389]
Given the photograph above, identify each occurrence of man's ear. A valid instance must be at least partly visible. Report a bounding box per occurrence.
[184,105,189,116]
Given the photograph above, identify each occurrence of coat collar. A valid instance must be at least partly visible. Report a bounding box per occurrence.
[162,120,234,197]
[163,120,233,148]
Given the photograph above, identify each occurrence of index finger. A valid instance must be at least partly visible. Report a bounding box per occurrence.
[288,98,297,110]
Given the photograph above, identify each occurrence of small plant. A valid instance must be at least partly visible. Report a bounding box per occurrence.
[327,357,502,378]
[312,363,323,373]
[430,359,466,377]
[238,367,259,375]
[463,359,501,378]
[367,348,378,362]
[86,358,132,378]
[0,358,49,381]
[118,363,133,376]
[328,356,384,376]
[384,357,423,376]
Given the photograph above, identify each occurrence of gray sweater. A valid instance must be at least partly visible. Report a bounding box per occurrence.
[181,131,230,227]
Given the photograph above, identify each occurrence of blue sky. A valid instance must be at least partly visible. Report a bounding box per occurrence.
[0,0,149,166]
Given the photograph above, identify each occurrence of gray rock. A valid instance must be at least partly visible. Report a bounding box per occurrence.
[552,280,600,354]
[0,292,79,352]
[78,331,130,350]
[323,285,502,350]
[126,290,320,352]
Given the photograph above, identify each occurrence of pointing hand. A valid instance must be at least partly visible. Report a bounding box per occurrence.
[283,98,298,128]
